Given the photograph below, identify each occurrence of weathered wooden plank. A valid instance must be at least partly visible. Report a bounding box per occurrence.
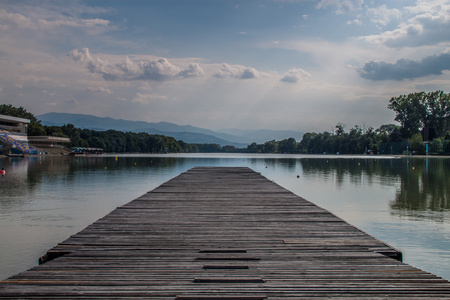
[1,167,450,299]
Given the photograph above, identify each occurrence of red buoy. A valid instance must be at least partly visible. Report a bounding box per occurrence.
[0,169,5,176]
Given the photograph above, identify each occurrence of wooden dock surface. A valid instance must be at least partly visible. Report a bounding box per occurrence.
[1,167,450,299]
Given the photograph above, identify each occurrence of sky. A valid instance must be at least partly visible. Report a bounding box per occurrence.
[1,0,450,133]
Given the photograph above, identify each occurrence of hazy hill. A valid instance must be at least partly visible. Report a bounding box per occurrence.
[217,128,304,143]
[37,112,303,147]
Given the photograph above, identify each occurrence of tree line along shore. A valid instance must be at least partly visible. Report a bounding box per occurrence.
[1,91,450,155]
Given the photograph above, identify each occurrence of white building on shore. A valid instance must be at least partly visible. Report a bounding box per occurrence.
[0,114,70,154]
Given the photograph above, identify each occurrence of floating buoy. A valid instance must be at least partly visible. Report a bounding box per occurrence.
[0,168,5,176]
[297,175,300,178]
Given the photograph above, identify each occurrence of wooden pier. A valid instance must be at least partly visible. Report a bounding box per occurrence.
[1,167,450,299]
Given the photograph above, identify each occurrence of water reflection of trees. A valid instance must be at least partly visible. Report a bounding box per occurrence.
[2,156,184,196]
[299,157,450,219]
[299,158,401,188]
[390,158,450,217]
[3,156,449,221]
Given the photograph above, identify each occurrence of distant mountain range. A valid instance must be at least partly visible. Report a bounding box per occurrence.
[37,112,303,147]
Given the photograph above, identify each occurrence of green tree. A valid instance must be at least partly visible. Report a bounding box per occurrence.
[421,91,450,137]
[388,91,450,139]
[222,145,237,152]
[263,140,278,153]
[278,138,297,153]
[45,126,67,137]
[61,124,85,147]
[299,132,319,153]
[246,142,262,153]
[195,143,221,153]
[335,123,345,136]
[388,93,425,138]
[410,133,426,155]
[0,104,35,120]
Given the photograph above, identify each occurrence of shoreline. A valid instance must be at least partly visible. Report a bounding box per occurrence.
[2,153,450,158]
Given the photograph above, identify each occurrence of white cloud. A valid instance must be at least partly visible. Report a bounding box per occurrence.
[42,90,56,96]
[4,0,449,133]
[86,86,113,94]
[347,18,362,25]
[366,5,402,27]
[0,8,110,33]
[406,0,450,15]
[281,68,311,83]
[0,9,34,30]
[362,1,450,47]
[213,63,260,79]
[132,92,167,104]
[138,58,181,81]
[69,48,205,81]
[177,63,205,78]
[37,17,109,30]
[316,0,363,14]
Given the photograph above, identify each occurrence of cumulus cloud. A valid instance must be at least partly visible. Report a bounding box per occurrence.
[359,53,450,81]
[213,63,260,79]
[281,68,311,83]
[362,1,450,47]
[69,48,205,81]
[138,58,182,81]
[177,63,205,78]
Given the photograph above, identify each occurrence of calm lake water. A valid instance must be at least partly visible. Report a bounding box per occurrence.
[1,154,450,281]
